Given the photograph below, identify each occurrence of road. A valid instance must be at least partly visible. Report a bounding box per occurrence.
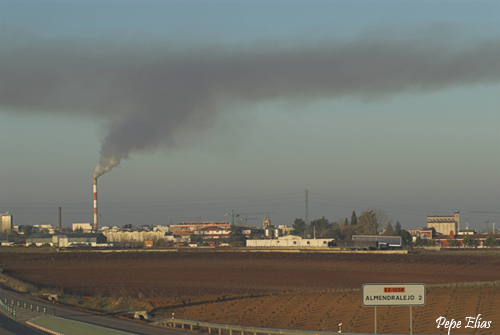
[0,312,52,335]
[0,287,190,335]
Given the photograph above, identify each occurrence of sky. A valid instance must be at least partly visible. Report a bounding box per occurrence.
[1,0,499,231]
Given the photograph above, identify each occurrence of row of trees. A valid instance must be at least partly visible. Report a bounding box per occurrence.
[291,209,412,245]
[443,235,499,248]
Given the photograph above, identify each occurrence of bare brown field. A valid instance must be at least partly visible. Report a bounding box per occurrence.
[1,250,499,334]
[150,285,500,335]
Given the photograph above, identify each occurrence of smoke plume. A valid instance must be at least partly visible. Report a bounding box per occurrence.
[1,27,498,178]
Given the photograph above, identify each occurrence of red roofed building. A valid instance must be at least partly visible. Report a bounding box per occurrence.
[172,222,231,232]
[408,227,436,242]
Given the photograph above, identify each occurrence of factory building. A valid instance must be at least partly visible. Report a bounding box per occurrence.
[427,212,460,235]
[1,213,13,233]
[26,233,107,247]
[247,235,332,247]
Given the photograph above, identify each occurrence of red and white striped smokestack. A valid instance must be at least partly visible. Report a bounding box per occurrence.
[93,178,98,231]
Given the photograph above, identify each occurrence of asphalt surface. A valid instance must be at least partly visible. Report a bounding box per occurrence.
[0,312,52,335]
[0,288,191,335]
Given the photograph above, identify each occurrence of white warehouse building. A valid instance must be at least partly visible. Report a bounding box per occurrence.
[247,235,332,247]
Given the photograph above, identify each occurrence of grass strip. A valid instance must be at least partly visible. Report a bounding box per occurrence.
[29,315,135,335]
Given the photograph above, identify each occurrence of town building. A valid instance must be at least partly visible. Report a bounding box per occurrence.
[278,225,293,235]
[408,227,436,242]
[72,223,93,232]
[264,227,282,238]
[32,225,55,234]
[171,222,231,233]
[427,212,460,235]
[191,226,260,239]
[103,231,169,243]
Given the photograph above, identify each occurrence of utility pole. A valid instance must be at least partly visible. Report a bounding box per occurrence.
[305,189,309,238]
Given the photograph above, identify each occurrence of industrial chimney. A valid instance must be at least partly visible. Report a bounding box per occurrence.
[58,207,62,230]
[93,178,98,231]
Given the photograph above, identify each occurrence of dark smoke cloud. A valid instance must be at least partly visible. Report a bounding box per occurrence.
[1,27,498,178]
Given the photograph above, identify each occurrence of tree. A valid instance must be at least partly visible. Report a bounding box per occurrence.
[462,236,475,248]
[344,218,349,226]
[291,218,307,236]
[340,225,357,240]
[190,233,204,244]
[228,226,247,246]
[373,208,390,230]
[447,238,458,247]
[383,222,395,236]
[357,210,379,235]
[399,230,413,247]
[414,236,423,246]
[395,221,402,235]
[154,238,167,248]
[21,225,33,237]
[321,227,343,240]
[61,227,73,234]
[350,211,357,226]
[5,231,20,242]
[484,236,499,247]
[309,217,330,238]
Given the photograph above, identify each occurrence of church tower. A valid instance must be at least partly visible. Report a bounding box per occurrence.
[263,215,271,229]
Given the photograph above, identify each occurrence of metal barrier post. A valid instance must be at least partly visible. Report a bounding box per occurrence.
[44,307,47,315]
[53,308,56,316]
[37,305,39,313]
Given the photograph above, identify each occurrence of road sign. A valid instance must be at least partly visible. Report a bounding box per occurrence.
[362,283,426,306]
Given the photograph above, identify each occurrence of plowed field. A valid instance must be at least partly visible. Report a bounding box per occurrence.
[1,250,499,334]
